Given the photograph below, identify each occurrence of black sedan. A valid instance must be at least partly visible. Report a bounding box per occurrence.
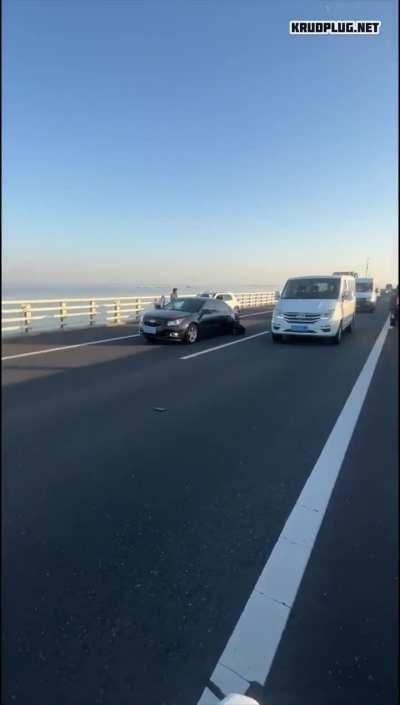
[140,296,240,344]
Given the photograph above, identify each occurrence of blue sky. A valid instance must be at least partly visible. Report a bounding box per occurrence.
[2,0,398,292]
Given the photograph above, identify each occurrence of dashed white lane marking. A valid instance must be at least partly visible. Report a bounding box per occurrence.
[1,310,272,363]
[181,331,270,360]
[1,333,141,361]
[197,317,390,703]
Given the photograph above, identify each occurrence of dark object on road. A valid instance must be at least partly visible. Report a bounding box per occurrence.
[140,296,240,344]
[232,321,246,335]
[153,407,168,412]
[389,287,398,327]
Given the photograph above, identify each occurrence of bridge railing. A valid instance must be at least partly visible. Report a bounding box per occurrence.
[1,291,276,336]
[235,291,276,308]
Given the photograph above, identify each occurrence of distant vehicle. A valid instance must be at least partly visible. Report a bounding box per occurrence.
[271,275,356,344]
[356,277,376,312]
[140,296,239,344]
[332,271,358,278]
[198,291,240,314]
[385,283,393,291]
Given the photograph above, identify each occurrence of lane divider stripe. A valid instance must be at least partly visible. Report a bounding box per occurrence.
[197,316,390,703]
[1,333,142,361]
[1,310,271,362]
[181,331,270,360]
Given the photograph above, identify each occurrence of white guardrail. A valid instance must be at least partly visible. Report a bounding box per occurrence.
[1,291,277,336]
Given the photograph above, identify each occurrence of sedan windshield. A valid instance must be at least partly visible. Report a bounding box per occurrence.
[164,297,204,313]
[282,278,340,300]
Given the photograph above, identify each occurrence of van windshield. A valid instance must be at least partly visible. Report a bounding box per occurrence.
[282,278,340,300]
[356,281,373,292]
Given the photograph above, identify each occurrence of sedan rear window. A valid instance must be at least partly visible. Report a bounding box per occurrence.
[214,300,232,313]
[164,298,204,312]
[282,278,340,300]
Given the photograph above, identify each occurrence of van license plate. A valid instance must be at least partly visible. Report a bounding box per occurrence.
[291,324,308,332]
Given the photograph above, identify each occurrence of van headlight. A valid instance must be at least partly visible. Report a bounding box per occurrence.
[321,309,335,319]
[274,309,284,319]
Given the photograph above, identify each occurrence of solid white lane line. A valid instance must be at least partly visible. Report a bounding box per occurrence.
[1,333,141,361]
[181,331,269,360]
[196,317,390,702]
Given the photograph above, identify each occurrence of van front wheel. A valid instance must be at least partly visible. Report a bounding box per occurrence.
[332,322,343,345]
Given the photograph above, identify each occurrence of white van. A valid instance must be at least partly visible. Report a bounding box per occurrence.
[271,275,356,344]
[355,277,376,312]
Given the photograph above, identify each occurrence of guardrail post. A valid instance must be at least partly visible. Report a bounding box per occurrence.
[135,298,141,323]
[89,300,95,326]
[113,300,121,325]
[22,303,32,333]
[59,301,67,329]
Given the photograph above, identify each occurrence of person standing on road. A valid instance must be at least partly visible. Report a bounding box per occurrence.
[170,287,178,304]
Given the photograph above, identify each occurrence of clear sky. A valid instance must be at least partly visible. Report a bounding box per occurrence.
[2,0,398,292]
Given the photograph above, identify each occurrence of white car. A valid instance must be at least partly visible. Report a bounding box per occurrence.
[198,291,240,313]
[271,275,356,344]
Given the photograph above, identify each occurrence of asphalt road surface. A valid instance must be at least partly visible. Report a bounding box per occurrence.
[2,301,398,705]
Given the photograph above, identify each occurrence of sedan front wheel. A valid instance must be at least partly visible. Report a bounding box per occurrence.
[185,323,198,344]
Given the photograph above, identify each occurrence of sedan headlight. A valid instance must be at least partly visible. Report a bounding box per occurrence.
[167,318,184,327]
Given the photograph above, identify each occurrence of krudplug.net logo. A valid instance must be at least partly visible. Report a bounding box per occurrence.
[289,20,381,35]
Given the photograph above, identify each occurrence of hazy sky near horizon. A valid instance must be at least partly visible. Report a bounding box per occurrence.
[3,0,398,290]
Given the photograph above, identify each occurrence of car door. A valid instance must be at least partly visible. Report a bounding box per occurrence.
[214,299,234,334]
[198,300,220,337]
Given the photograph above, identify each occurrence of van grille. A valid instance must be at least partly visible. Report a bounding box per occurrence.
[283,313,321,324]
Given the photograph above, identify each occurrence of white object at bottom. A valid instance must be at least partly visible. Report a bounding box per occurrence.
[221,696,259,705]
